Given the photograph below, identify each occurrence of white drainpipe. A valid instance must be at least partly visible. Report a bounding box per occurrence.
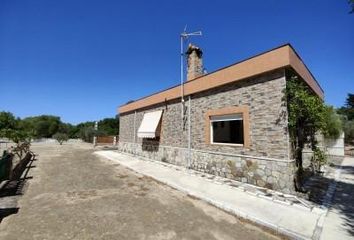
[188,95,192,168]
[133,111,137,143]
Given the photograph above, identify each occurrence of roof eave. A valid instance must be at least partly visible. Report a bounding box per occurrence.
[118,44,324,114]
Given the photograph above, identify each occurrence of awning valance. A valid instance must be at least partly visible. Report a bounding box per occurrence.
[137,110,163,138]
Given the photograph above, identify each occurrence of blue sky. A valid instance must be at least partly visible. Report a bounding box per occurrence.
[0,0,353,124]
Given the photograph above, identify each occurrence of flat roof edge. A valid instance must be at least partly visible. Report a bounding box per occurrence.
[119,44,323,114]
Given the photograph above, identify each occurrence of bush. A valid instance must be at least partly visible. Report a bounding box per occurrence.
[53,133,69,145]
[0,112,17,130]
[312,147,327,172]
[323,106,342,139]
[344,120,354,144]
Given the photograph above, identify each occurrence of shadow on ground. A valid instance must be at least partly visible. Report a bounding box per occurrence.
[0,155,36,222]
[306,163,354,237]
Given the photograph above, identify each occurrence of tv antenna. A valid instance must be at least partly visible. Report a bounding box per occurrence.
[180,25,202,119]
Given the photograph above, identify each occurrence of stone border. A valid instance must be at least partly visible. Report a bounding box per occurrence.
[193,148,295,163]
[121,141,294,163]
[117,150,318,212]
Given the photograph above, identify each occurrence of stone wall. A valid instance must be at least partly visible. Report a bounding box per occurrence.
[119,142,295,193]
[119,69,295,192]
[190,70,289,159]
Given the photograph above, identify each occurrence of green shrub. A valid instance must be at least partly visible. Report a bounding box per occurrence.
[53,133,69,145]
[323,106,342,139]
[343,120,354,144]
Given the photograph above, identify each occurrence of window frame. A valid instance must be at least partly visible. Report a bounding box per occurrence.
[205,106,250,148]
[210,114,244,146]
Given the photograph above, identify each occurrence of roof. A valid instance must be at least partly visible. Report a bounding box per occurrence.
[119,44,324,114]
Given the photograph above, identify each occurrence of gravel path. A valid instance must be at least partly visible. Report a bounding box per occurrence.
[0,142,280,240]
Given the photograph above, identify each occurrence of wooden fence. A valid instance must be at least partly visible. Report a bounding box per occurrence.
[96,136,118,145]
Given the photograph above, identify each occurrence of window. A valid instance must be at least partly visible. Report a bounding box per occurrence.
[205,106,250,147]
[210,114,244,145]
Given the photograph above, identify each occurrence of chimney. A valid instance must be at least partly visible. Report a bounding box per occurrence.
[186,43,203,81]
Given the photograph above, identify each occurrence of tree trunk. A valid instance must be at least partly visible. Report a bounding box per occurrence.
[294,123,306,192]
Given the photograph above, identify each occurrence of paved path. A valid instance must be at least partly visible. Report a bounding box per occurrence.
[95,151,324,239]
[321,157,354,240]
[0,143,278,240]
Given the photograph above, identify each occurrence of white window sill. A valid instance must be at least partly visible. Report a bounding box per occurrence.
[210,142,244,147]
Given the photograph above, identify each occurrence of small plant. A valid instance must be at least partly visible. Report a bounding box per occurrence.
[53,132,69,145]
[0,129,32,160]
[312,147,327,173]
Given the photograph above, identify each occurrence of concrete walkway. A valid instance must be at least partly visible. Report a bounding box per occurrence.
[321,157,354,240]
[95,151,323,239]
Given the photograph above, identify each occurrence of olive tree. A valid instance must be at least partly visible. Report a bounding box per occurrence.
[53,133,69,145]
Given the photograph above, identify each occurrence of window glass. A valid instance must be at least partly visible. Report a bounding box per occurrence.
[211,115,244,144]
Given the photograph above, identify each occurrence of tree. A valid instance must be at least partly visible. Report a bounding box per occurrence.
[21,115,61,138]
[286,74,339,190]
[98,117,119,135]
[350,0,354,13]
[345,93,354,108]
[337,93,354,144]
[0,128,32,159]
[323,106,342,139]
[53,133,69,145]
[0,111,17,130]
[343,120,354,144]
[1,111,120,143]
[286,76,326,163]
[337,93,354,121]
[0,128,30,144]
[75,121,95,141]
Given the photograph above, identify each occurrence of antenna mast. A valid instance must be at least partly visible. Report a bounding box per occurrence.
[180,26,202,124]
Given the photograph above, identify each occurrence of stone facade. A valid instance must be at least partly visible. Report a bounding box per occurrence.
[119,69,296,193]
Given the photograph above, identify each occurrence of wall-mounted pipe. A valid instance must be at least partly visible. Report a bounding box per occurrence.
[133,111,137,143]
[188,95,191,168]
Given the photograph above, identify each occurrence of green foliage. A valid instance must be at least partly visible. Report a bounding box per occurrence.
[79,127,95,143]
[322,106,342,139]
[337,93,354,121]
[74,117,119,142]
[75,121,95,141]
[286,75,327,153]
[0,111,17,130]
[98,117,119,135]
[312,147,327,172]
[345,93,354,108]
[53,132,69,145]
[350,0,354,13]
[79,127,106,143]
[20,115,61,138]
[0,112,33,159]
[338,93,354,144]
[0,111,120,143]
[343,120,354,144]
[0,128,31,144]
[340,93,354,120]
[0,128,32,160]
[285,74,339,188]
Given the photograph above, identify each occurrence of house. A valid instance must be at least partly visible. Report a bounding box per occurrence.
[117,43,323,193]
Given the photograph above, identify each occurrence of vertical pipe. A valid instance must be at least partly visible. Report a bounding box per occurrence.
[180,35,185,128]
[133,111,137,143]
[188,95,191,168]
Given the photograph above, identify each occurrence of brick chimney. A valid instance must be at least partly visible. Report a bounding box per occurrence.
[186,43,203,81]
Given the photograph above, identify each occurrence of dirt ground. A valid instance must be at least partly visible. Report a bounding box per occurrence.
[0,142,280,240]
